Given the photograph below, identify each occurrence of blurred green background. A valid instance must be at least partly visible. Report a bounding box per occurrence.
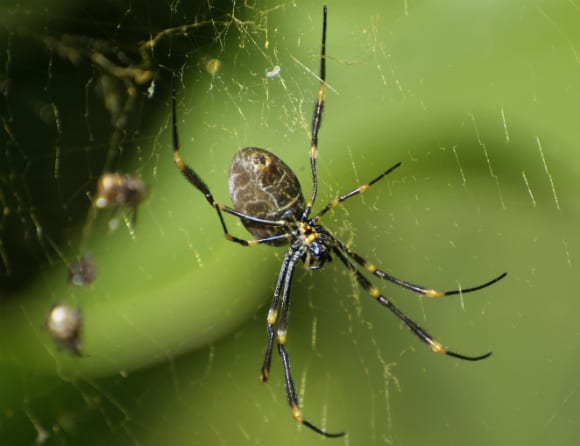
[1,0,579,445]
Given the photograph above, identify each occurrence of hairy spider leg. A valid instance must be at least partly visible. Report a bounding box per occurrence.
[309,158,506,298]
[171,77,295,247]
[335,239,508,298]
[264,245,345,437]
[260,253,291,382]
[302,5,328,221]
[331,247,492,361]
[314,162,402,221]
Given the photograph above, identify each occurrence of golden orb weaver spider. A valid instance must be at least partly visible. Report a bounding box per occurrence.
[171,6,507,438]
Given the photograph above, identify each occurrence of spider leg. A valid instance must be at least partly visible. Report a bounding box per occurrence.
[314,162,402,221]
[172,76,295,247]
[332,246,492,361]
[262,246,345,437]
[260,252,291,383]
[336,239,507,297]
[302,5,328,220]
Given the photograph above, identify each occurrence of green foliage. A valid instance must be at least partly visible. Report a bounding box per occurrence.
[1,1,578,445]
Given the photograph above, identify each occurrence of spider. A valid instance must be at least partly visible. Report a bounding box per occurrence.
[171,6,506,438]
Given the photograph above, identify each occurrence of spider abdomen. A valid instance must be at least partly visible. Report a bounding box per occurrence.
[229,147,305,244]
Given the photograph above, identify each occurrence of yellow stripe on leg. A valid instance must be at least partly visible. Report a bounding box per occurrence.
[291,404,304,423]
[424,288,447,298]
[277,328,287,345]
[429,340,448,355]
[364,262,377,274]
[369,285,381,299]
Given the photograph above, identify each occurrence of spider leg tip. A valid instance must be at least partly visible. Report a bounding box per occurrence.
[301,419,346,438]
[293,405,345,438]
[447,350,492,361]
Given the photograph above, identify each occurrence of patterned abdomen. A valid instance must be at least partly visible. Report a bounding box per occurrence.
[229,147,305,244]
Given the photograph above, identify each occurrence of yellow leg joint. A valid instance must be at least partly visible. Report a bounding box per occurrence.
[369,285,381,299]
[365,262,377,273]
[291,404,304,423]
[318,83,326,102]
[430,340,448,355]
[267,309,278,325]
[173,151,185,168]
[277,329,287,345]
[424,288,446,298]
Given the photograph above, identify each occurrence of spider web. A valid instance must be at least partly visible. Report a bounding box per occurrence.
[1,1,580,445]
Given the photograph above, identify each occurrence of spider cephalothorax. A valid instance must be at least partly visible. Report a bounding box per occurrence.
[293,222,333,270]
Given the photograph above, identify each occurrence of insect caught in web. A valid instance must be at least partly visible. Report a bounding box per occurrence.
[68,254,97,287]
[45,303,83,356]
[95,172,148,229]
[171,6,506,438]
